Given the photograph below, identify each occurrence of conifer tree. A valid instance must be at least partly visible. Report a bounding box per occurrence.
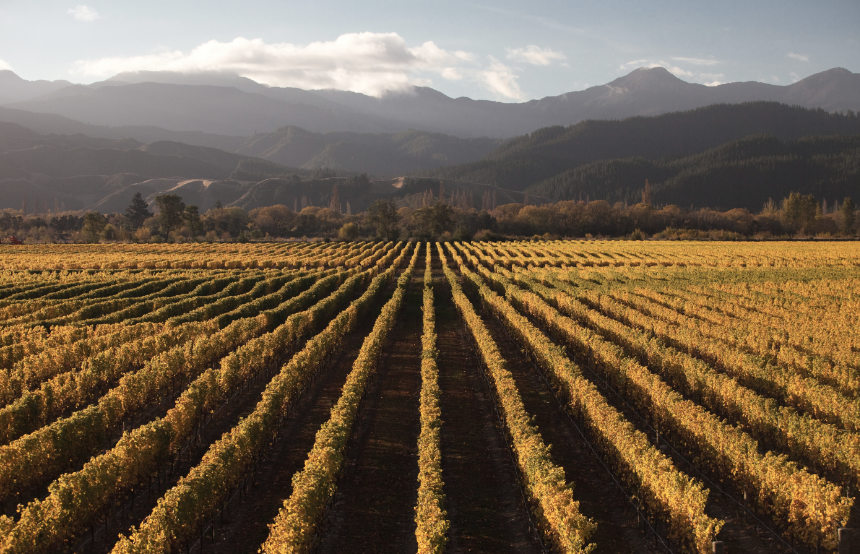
[124,192,152,229]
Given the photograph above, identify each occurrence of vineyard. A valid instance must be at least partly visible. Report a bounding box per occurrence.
[0,240,857,553]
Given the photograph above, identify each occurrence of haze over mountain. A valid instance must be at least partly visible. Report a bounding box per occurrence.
[2,67,858,140]
[0,70,72,105]
[234,127,501,176]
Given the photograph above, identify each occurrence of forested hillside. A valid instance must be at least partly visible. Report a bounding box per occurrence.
[432,103,860,209]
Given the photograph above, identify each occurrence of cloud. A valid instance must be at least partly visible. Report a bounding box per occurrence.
[619,59,650,69]
[480,58,524,101]
[699,72,726,83]
[68,5,100,22]
[787,52,809,62]
[506,45,566,66]
[441,67,463,80]
[671,56,720,66]
[71,33,488,97]
[0,58,12,71]
[71,33,531,100]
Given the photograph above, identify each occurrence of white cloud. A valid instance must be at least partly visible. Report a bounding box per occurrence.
[480,58,524,101]
[71,34,483,96]
[506,45,566,66]
[71,33,536,99]
[671,56,720,66]
[787,52,809,62]
[0,58,12,71]
[441,67,463,80]
[68,5,100,22]
[619,59,650,69]
[411,41,475,66]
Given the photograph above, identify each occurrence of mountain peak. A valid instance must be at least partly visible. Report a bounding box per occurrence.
[794,67,856,83]
[819,67,851,75]
[0,71,74,105]
[608,66,688,90]
[0,69,25,83]
[101,70,268,93]
[630,66,676,77]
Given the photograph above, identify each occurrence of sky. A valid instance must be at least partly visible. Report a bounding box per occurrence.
[0,0,858,101]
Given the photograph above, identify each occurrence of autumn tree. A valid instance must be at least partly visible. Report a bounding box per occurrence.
[183,205,203,237]
[80,212,107,242]
[841,197,856,235]
[338,222,358,240]
[155,194,185,234]
[368,199,400,241]
[411,203,454,240]
[781,192,817,234]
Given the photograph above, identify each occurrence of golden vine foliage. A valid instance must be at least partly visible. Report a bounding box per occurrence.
[0,239,856,553]
[414,243,449,554]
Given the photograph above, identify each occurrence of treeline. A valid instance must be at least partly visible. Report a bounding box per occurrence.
[1,191,856,243]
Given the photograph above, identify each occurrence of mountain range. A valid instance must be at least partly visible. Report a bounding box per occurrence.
[1,66,859,214]
[1,102,858,214]
[2,66,859,142]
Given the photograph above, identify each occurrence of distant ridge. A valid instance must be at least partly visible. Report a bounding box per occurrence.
[1,67,858,139]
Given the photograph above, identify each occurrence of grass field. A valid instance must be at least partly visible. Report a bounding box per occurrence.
[0,240,856,553]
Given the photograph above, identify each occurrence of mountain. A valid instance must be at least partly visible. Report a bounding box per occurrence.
[2,84,859,215]
[0,124,307,212]
[9,77,405,136]
[3,67,858,139]
[527,134,860,211]
[432,102,860,190]
[235,127,501,176]
[0,70,72,105]
[0,121,41,151]
[0,118,525,214]
[295,68,860,137]
[0,106,245,151]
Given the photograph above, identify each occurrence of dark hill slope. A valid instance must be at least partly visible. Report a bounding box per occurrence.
[528,134,860,210]
[432,103,860,190]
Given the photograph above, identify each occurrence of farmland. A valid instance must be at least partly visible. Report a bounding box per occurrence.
[0,240,857,553]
